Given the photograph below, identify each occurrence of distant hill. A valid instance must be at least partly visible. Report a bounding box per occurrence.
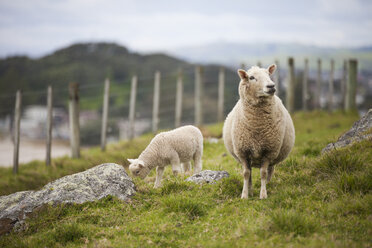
[167,42,372,70]
[1,41,370,129]
[0,43,239,127]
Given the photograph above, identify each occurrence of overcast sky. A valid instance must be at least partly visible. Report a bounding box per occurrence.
[0,0,371,57]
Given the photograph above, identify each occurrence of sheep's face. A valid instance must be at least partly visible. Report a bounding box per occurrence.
[238,64,277,102]
[128,159,149,179]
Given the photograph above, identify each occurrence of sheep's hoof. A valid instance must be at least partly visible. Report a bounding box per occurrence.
[260,193,267,199]
[184,171,193,176]
[154,184,161,189]
[241,194,248,199]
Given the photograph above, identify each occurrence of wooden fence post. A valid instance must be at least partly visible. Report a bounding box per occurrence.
[46,86,53,166]
[100,78,110,151]
[274,59,280,96]
[68,83,80,158]
[175,69,183,128]
[195,66,203,126]
[316,59,322,109]
[302,58,309,111]
[240,63,246,70]
[128,75,137,139]
[13,90,21,174]
[257,61,262,67]
[152,71,161,133]
[345,59,358,111]
[217,67,225,122]
[328,59,334,111]
[286,57,295,114]
[341,60,347,109]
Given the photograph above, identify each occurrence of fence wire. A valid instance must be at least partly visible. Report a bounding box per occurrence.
[0,60,368,149]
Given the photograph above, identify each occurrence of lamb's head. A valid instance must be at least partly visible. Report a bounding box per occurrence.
[237,64,277,104]
[128,158,150,179]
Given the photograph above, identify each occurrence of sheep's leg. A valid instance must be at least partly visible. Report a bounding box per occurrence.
[267,165,275,183]
[182,161,192,175]
[154,166,164,188]
[171,156,181,176]
[248,170,253,197]
[193,149,202,174]
[260,161,270,199]
[241,161,251,199]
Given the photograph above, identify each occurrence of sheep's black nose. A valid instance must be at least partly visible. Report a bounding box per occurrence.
[266,84,276,94]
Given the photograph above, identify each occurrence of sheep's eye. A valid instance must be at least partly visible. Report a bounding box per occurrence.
[136,171,140,174]
[249,76,255,80]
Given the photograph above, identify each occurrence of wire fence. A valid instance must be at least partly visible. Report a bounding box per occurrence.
[0,57,369,169]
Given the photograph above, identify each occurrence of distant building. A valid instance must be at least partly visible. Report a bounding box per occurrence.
[20,105,69,139]
[118,118,151,140]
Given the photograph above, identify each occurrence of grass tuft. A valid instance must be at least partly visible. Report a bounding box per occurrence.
[162,195,207,219]
[51,222,88,245]
[300,142,322,157]
[269,210,320,237]
[313,150,365,179]
[160,180,194,195]
[336,171,372,194]
[215,175,243,199]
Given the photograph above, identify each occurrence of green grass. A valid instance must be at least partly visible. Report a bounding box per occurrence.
[0,134,153,196]
[1,111,371,247]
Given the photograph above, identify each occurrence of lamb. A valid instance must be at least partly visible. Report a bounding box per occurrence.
[128,125,203,188]
[223,64,295,199]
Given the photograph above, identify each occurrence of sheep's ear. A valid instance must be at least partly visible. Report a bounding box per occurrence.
[267,64,276,75]
[237,69,248,80]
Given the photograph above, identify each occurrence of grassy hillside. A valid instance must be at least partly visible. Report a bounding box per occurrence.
[1,111,371,247]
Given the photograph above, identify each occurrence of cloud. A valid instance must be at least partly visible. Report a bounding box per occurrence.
[0,0,371,57]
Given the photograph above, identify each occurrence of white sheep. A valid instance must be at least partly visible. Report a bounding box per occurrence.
[223,64,295,199]
[128,125,203,188]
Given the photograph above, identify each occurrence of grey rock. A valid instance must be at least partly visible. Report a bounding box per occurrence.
[322,109,372,153]
[185,170,229,184]
[0,163,135,235]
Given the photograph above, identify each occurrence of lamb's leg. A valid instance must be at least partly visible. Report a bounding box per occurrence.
[154,166,164,188]
[171,156,181,176]
[260,161,270,199]
[267,165,275,183]
[193,149,202,174]
[241,161,251,199]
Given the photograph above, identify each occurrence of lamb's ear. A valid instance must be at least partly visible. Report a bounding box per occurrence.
[127,158,136,164]
[237,69,248,80]
[138,160,145,168]
[267,64,277,75]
